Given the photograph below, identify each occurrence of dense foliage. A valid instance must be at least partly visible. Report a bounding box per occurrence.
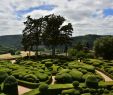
[94,36,113,60]
[22,14,73,56]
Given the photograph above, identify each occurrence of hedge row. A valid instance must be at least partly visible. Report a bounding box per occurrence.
[17,80,40,88]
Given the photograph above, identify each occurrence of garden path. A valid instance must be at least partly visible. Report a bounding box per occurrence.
[51,76,56,85]
[96,70,113,82]
[18,85,31,95]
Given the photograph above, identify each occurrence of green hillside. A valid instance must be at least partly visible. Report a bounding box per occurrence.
[0,35,22,49]
[72,34,102,48]
[0,34,102,50]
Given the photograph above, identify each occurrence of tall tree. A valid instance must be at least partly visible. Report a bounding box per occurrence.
[42,14,65,56]
[22,16,34,56]
[22,16,43,56]
[60,23,73,56]
[94,36,113,60]
[42,14,73,56]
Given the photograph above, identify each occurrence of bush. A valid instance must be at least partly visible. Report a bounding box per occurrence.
[76,51,86,59]
[15,51,21,55]
[81,93,91,95]
[17,79,39,88]
[24,74,38,83]
[68,48,77,56]
[2,76,18,95]
[73,81,79,88]
[69,70,83,81]
[0,71,8,83]
[82,65,95,72]
[45,62,53,67]
[85,75,98,88]
[55,73,72,83]
[61,89,80,95]
[39,83,48,94]
[37,73,49,81]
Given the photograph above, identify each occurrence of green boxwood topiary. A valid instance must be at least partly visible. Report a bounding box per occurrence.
[73,81,79,88]
[37,73,49,81]
[2,76,18,95]
[69,70,83,81]
[85,75,98,88]
[62,89,80,95]
[24,74,38,83]
[45,62,53,67]
[0,71,8,83]
[55,73,72,83]
[81,93,91,95]
[39,83,48,94]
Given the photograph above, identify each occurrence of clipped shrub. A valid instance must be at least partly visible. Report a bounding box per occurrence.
[39,83,48,94]
[81,93,91,95]
[73,81,79,88]
[62,89,80,95]
[82,65,95,72]
[37,73,48,81]
[55,73,72,83]
[45,62,53,67]
[2,76,18,95]
[79,69,87,74]
[0,71,8,83]
[69,70,83,81]
[82,73,92,81]
[0,93,7,95]
[41,59,52,64]
[24,74,38,83]
[85,75,98,88]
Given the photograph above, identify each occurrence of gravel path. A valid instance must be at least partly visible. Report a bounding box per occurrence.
[51,76,56,85]
[96,70,113,82]
[18,86,31,95]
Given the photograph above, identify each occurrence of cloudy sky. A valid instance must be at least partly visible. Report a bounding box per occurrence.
[0,0,113,36]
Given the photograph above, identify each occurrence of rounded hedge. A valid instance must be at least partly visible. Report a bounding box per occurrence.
[69,70,83,81]
[2,76,18,95]
[24,74,38,83]
[73,81,79,88]
[85,75,98,88]
[55,73,72,83]
[39,83,48,93]
[37,73,48,81]
[61,89,80,95]
[45,62,53,67]
[0,71,8,83]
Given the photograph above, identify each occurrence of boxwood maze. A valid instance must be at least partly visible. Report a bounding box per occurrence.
[0,58,113,95]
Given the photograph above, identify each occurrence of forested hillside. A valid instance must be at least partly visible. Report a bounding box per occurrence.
[0,34,102,50]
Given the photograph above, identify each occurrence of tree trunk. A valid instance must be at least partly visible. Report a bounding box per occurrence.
[65,45,68,56]
[35,45,38,57]
[52,46,55,56]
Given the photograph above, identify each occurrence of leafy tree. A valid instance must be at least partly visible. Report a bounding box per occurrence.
[74,42,83,51]
[22,16,34,56]
[60,23,73,56]
[22,16,43,56]
[42,14,73,56]
[94,36,113,60]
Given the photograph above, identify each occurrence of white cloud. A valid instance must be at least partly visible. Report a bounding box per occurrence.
[0,0,113,36]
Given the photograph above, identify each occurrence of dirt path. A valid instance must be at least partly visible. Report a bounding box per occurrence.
[96,70,113,82]
[51,76,56,85]
[18,86,31,95]
[10,60,16,64]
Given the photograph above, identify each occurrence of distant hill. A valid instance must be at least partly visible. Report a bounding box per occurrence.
[0,34,103,50]
[72,34,102,48]
[0,35,22,49]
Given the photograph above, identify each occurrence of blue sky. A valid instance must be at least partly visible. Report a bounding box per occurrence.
[103,8,113,17]
[16,4,57,18]
[0,0,113,36]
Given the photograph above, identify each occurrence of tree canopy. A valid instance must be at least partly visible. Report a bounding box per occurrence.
[22,14,73,56]
[94,36,113,60]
